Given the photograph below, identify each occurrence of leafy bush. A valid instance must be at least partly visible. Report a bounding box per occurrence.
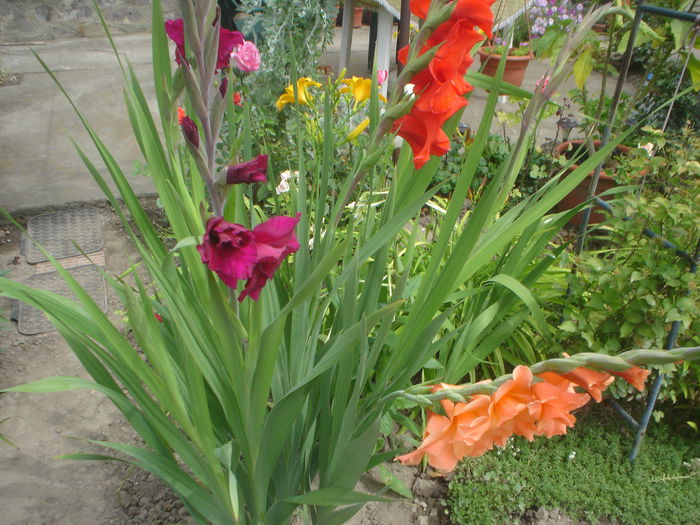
[554,128,700,402]
[446,404,700,525]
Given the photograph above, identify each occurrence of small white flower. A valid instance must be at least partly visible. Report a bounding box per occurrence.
[639,142,654,157]
[568,451,577,460]
[276,180,290,194]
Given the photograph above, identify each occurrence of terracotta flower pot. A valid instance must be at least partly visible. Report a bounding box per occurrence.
[353,7,364,28]
[554,140,634,225]
[477,47,533,89]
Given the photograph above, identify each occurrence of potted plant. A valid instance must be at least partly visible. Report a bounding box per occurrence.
[477,39,534,88]
[554,139,646,225]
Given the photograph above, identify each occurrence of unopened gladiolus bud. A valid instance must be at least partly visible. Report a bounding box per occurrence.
[180,115,199,148]
[377,69,388,85]
[219,77,228,98]
[226,154,268,184]
[231,40,261,72]
[177,106,185,125]
[233,91,242,106]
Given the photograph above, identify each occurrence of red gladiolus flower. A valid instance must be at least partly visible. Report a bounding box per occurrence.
[226,155,268,184]
[233,91,243,106]
[165,18,243,70]
[154,312,163,323]
[197,217,258,289]
[392,0,495,169]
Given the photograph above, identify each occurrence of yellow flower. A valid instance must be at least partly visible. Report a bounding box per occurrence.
[341,76,372,105]
[275,77,321,111]
[346,117,370,141]
[340,77,387,106]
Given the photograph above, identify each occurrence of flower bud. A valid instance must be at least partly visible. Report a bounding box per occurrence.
[180,115,200,148]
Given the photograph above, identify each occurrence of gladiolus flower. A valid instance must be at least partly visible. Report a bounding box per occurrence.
[180,115,200,148]
[377,69,388,85]
[231,40,261,72]
[197,217,258,289]
[239,213,301,301]
[559,367,614,403]
[165,18,243,70]
[396,360,641,472]
[177,106,185,125]
[233,92,243,106]
[275,78,321,110]
[610,366,650,392]
[197,214,300,299]
[392,0,495,169]
[154,312,163,323]
[226,155,268,184]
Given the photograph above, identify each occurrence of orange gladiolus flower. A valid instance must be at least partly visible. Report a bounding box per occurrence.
[392,0,495,169]
[531,374,591,438]
[559,367,614,403]
[610,365,650,391]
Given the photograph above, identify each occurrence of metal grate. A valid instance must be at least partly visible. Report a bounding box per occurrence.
[21,208,103,263]
[17,265,107,335]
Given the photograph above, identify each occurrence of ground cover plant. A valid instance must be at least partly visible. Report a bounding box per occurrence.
[0,1,698,524]
[446,403,700,524]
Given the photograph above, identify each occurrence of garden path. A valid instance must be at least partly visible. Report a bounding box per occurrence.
[1,27,637,213]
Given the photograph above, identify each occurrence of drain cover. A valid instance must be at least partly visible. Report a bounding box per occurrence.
[17,265,107,335]
[21,208,103,263]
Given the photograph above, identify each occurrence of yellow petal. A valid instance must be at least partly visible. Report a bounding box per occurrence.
[346,117,370,141]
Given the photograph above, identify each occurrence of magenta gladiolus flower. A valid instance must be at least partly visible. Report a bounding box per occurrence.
[165,19,186,64]
[217,28,244,70]
[165,18,243,70]
[231,41,261,73]
[226,155,268,184]
[197,214,300,300]
[239,213,301,301]
[197,217,258,289]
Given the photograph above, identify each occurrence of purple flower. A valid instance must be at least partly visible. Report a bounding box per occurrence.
[226,155,268,184]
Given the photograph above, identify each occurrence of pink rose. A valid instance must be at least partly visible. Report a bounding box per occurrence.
[231,41,261,73]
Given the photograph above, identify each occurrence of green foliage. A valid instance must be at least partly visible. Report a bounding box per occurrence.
[446,404,700,525]
[238,0,337,85]
[554,128,700,402]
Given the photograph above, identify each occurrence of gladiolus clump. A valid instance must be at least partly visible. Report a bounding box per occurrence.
[396,363,649,471]
[393,0,496,169]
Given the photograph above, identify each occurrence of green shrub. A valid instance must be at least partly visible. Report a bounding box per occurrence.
[553,129,700,402]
